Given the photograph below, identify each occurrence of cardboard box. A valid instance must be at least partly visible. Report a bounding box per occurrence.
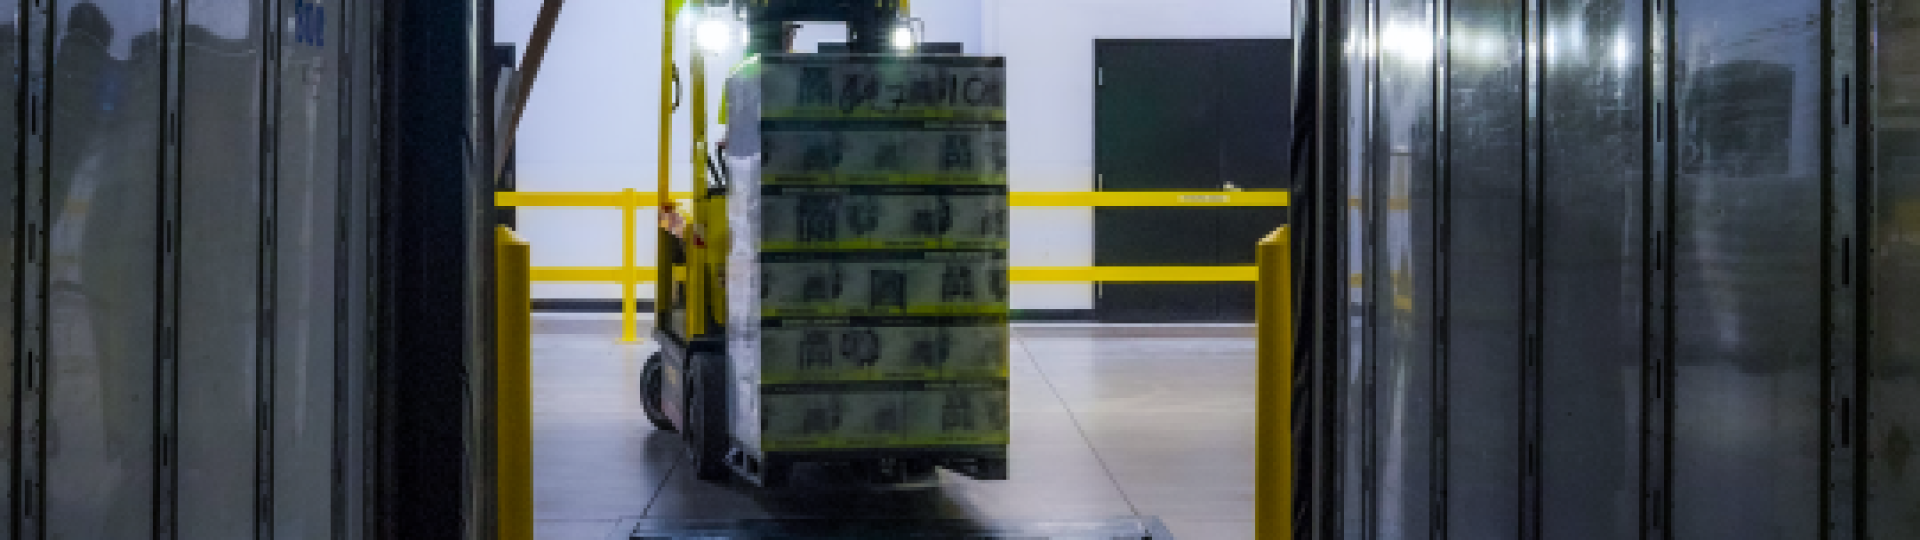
[760,186,1009,250]
[760,321,858,383]
[757,56,1007,120]
[901,383,1010,447]
[763,382,1008,451]
[762,392,840,450]
[833,391,906,449]
[760,317,1010,383]
[758,261,846,311]
[761,127,1007,184]
[759,252,1008,316]
[936,325,1012,380]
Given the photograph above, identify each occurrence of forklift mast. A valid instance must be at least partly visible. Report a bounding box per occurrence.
[724,0,908,54]
[639,0,1010,488]
[665,0,913,340]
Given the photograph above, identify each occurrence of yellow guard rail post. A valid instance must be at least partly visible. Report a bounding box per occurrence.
[621,188,639,342]
[1255,226,1292,539]
[494,227,533,540]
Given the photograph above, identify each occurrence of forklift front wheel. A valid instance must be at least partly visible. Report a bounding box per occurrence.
[641,353,674,432]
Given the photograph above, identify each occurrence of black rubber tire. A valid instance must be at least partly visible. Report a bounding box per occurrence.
[640,353,674,432]
[686,354,732,482]
[760,460,791,489]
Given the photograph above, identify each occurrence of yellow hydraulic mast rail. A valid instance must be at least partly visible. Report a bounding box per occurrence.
[685,37,712,338]
[654,0,686,341]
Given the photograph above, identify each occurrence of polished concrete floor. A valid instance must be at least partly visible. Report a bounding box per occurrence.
[531,314,1259,539]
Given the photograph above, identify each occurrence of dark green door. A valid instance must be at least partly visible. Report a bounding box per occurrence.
[1094,39,1291,322]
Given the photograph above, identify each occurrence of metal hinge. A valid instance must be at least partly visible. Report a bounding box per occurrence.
[1097,67,1104,86]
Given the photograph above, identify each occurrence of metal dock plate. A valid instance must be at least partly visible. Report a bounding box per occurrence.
[619,517,1174,539]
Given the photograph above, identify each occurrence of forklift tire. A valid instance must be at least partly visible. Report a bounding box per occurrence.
[686,353,732,482]
[760,460,791,489]
[641,353,674,432]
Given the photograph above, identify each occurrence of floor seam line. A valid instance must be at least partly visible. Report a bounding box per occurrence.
[640,454,681,517]
[1013,330,1143,519]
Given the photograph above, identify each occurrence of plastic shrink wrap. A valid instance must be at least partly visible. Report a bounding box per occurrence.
[725,54,1008,455]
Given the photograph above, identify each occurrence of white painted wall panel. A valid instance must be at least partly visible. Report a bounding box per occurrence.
[497,0,674,300]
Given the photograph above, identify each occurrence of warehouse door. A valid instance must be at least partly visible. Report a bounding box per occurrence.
[1094,39,1291,322]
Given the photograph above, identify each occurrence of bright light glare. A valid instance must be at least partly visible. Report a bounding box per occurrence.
[1476,36,1502,58]
[890,26,915,50]
[1612,36,1631,68]
[1380,24,1432,62]
[697,19,737,51]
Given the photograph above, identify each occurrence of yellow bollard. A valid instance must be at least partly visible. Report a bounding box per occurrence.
[494,226,533,540]
[1255,226,1293,540]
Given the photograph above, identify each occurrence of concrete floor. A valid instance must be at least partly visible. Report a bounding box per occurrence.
[531,314,1259,539]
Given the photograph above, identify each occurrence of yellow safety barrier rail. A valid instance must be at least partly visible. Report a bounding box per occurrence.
[1254,227,1292,539]
[525,265,1256,283]
[494,227,533,540]
[494,190,1289,208]
[495,189,1287,340]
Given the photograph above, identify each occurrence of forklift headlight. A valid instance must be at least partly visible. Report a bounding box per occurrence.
[697,18,740,52]
[889,25,915,51]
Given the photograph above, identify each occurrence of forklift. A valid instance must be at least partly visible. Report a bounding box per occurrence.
[637,0,1011,488]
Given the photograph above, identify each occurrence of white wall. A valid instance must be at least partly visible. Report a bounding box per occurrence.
[792,0,983,53]
[497,0,673,300]
[987,0,1291,310]
[497,0,1290,308]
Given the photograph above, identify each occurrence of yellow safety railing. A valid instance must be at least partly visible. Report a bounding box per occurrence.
[494,189,1288,340]
[495,190,1288,208]
[494,227,533,540]
[522,265,1254,283]
[1254,226,1292,540]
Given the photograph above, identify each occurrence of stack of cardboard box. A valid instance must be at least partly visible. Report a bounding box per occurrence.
[728,54,1010,454]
